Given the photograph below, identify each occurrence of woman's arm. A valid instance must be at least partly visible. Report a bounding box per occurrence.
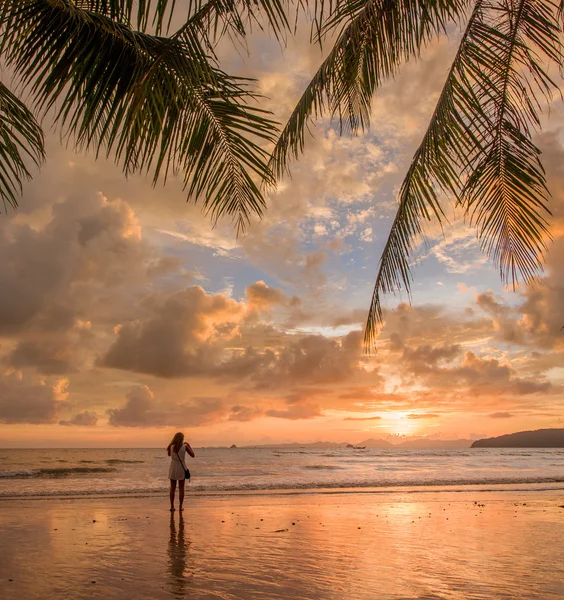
[184,442,195,458]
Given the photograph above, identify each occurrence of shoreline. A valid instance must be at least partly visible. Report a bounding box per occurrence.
[2,480,564,502]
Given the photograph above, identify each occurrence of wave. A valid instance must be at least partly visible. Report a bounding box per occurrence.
[2,475,564,496]
[0,467,117,479]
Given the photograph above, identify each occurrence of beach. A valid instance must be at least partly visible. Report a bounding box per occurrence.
[1,489,563,599]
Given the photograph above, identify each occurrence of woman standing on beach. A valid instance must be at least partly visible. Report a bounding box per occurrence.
[167,432,195,512]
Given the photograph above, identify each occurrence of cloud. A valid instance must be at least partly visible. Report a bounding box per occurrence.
[0,373,68,424]
[5,324,94,375]
[265,403,322,420]
[0,192,155,376]
[227,405,264,422]
[59,410,98,426]
[245,281,287,312]
[488,412,513,419]
[107,385,158,427]
[406,413,441,419]
[220,330,365,389]
[100,286,244,378]
[402,343,461,372]
[107,386,230,427]
[343,416,382,421]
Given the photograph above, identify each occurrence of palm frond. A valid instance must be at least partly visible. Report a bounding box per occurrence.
[270,0,470,178]
[364,0,488,349]
[73,0,180,34]
[461,0,560,284]
[1,0,277,231]
[0,81,44,211]
[364,0,561,349]
[181,0,294,45]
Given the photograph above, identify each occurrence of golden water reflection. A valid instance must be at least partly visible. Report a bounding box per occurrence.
[167,512,191,598]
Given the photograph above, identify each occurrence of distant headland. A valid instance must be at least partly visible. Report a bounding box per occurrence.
[471,428,564,448]
[215,429,564,450]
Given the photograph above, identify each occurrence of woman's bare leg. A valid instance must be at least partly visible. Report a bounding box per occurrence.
[170,479,177,511]
[179,479,185,511]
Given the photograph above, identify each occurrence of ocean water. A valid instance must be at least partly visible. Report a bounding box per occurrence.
[1,447,564,498]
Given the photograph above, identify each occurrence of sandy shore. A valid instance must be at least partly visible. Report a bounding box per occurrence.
[1,489,563,599]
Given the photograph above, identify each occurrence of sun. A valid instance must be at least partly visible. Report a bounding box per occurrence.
[385,412,419,436]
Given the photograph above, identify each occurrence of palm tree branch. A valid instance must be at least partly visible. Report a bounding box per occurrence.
[0,80,45,211]
[364,0,561,349]
[0,0,277,230]
[462,0,559,286]
[364,0,486,349]
[270,0,470,179]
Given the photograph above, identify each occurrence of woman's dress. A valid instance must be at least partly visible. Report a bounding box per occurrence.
[168,445,187,480]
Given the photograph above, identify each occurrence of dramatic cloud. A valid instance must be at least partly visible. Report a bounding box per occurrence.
[107,386,158,427]
[245,281,288,312]
[0,373,68,424]
[107,386,230,427]
[222,330,364,389]
[1,32,564,443]
[100,286,244,378]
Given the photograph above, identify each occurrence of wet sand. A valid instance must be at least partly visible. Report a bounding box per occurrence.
[1,489,563,599]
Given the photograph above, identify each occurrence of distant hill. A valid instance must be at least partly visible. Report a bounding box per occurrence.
[241,438,473,450]
[395,439,472,449]
[356,438,394,449]
[471,428,564,448]
[243,441,347,449]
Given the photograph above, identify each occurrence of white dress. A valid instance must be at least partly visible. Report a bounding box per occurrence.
[168,445,187,480]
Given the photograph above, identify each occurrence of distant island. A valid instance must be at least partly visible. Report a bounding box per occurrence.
[241,437,473,450]
[471,428,564,448]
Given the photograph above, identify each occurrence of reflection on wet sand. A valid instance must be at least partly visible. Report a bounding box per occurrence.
[1,492,563,599]
[167,512,191,598]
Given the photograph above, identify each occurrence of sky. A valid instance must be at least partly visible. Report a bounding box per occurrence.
[0,17,563,448]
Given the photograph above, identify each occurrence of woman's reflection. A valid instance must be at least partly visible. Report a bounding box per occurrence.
[167,512,191,597]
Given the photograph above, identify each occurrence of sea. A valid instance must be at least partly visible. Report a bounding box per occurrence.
[1,446,564,499]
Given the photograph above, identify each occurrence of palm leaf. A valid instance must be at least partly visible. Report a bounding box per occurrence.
[461,0,560,284]
[365,0,488,349]
[0,0,277,231]
[364,0,561,349]
[270,0,470,178]
[181,0,294,45]
[72,0,179,34]
[0,81,44,211]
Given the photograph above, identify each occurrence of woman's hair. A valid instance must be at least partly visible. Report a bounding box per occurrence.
[167,432,184,456]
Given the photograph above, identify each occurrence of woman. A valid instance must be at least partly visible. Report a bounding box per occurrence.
[167,432,195,512]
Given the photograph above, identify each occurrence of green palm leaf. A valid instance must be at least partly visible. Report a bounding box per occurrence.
[365,0,488,348]
[0,0,277,231]
[364,0,561,349]
[182,0,294,45]
[270,0,470,178]
[461,0,560,284]
[0,81,44,211]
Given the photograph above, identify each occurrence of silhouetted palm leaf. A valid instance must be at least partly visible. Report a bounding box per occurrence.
[363,0,561,348]
[270,0,470,178]
[0,0,279,231]
[0,81,44,211]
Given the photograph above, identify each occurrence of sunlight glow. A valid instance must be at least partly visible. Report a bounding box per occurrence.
[384,412,420,436]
